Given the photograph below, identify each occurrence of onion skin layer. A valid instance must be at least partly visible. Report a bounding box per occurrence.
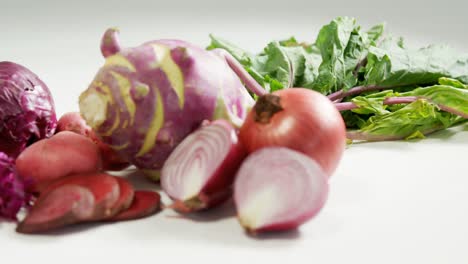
[161,120,246,213]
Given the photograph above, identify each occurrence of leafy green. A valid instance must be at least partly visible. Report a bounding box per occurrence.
[207,17,468,142]
[207,35,275,91]
[350,96,389,115]
[366,23,386,44]
[347,100,459,141]
[311,17,384,94]
[403,84,468,117]
[312,17,357,94]
[209,17,387,95]
[345,81,468,140]
[364,44,468,87]
[207,35,251,64]
[438,77,467,89]
[341,110,368,129]
[208,35,321,92]
[209,17,468,96]
[302,19,383,94]
[405,130,426,140]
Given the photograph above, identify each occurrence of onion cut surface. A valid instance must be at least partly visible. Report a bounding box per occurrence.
[234,147,329,233]
[161,120,246,212]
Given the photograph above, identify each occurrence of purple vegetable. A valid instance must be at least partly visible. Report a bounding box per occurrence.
[79,28,262,180]
[0,152,32,221]
[0,61,57,157]
[161,120,246,212]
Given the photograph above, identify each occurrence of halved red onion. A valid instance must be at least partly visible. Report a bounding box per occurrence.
[161,120,246,212]
[234,147,329,233]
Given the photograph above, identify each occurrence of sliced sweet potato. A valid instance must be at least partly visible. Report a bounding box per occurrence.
[106,191,161,222]
[43,173,120,220]
[105,177,135,218]
[16,131,102,192]
[16,185,95,234]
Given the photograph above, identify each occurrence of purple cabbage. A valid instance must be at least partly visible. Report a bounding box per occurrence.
[79,29,259,180]
[0,152,32,221]
[0,61,57,158]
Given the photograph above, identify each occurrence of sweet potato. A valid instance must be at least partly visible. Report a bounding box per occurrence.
[16,131,102,192]
[16,184,95,234]
[43,173,120,220]
[106,191,161,222]
[56,112,130,171]
[105,177,135,218]
[56,112,89,135]
[87,131,131,171]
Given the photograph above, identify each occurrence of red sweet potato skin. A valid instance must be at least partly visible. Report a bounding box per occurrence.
[16,131,102,191]
[16,184,95,234]
[88,131,131,171]
[56,112,130,171]
[106,191,161,222]
[42,173,120,220]
[56,112,89,135]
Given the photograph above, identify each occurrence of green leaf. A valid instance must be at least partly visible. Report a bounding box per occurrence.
[364,44,468,87]
[278,37,302,47]
[208,35,284,92]
[402,84,468,118]
[363,89,398,98]
[366,23,385,44]
[207,34,252,65]
[347,100,458,141]
[262,42,292,88]
[208,35,321,92]
[313,17,357,94]
[341,111,369,129]
[405,130,426,140]
[259,42,322,90]
[438,77,467,89]
[350,96,389,115]
[312,17,383,94]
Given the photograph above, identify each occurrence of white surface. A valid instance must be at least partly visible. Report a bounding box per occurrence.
[2,0,468,263]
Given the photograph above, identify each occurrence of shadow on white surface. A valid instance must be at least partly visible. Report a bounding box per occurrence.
[427,123,468,142]
[246,229,301,240]
[109,168,162,192]
[19,222,104,237]
[116,199,305,247]
[347,125,468,152]
[104,167,306,244]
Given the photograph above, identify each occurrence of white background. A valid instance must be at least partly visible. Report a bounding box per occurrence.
[1,0,468,263]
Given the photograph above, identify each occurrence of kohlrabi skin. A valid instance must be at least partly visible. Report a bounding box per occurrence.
[79,28,256,180]
[0,61,57,158]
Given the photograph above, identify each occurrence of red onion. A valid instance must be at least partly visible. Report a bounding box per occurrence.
[161,120,246,212]
[234,147,328,234]
[239,88,346,176]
